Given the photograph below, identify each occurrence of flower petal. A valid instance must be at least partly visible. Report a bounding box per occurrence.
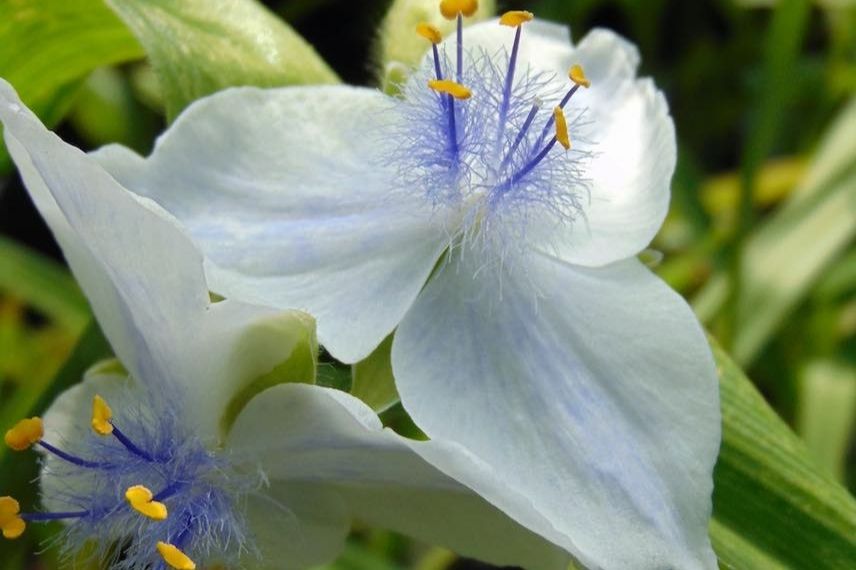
[93,85,447,363]
[0,80,313,440]
[552,30,675,266]
[392,252,720,569]
[457,18,574,78]
[227,384,571,570]
[245,482,349,570]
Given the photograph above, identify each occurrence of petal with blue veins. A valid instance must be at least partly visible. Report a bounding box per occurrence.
[0,79,313,441]
[228,383,572,570]
[92,85,449,364]
[392,251,721,569]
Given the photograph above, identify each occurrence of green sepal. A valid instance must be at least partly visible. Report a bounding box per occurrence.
[351,335,400,413]
[219,313,318,437]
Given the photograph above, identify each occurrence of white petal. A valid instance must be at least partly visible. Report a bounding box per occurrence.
[245,482,349,570]
[457,18,574,79]
[392,252,720,569]
[553,30,675,266]
[0,80,312,440]
[227,384,570,570]
[94,85,447,364]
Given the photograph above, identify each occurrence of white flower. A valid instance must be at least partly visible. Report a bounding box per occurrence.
[0,78,574,570]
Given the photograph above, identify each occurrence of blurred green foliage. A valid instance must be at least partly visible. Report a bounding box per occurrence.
[0,0,854,569]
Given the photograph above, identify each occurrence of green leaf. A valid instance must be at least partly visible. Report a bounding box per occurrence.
[0,0,145,169]
[376,0,497,85]
[797,359,856,482]
[725,0,811,347]
[0,235,90,332]
[694,97,856,364]
[352,336,400,413]
[106,0,339,121]
[711,339,856,569]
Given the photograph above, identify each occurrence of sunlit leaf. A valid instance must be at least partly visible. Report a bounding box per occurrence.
[711,339,856,569]
[695,98,856,364]
[0,0,144,169]
[797,359,856,482]
[106,0,339,121]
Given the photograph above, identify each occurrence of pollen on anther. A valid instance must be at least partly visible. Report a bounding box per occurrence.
[4,417,43,451]
[428,79,472,99]
[499,10,534,27]
[569,64,591,88]
[0,497,26,540]
[439,0,479,20]
[416,22,442,44]
[126,485,169,521]
[554,107,571,150]
[91,394,113,436]
[158,541,197,570]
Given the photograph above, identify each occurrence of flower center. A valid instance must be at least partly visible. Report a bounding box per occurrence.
[397,7,593,257]
[2,385,255,569]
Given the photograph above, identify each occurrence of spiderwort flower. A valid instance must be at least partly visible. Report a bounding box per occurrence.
[0,79,576,570]
[5,3,722,569]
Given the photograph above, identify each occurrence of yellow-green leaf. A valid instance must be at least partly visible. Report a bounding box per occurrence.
[106,0,339,121]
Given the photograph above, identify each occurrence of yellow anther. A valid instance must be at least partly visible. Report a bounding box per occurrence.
[416,22,443,44]
[428,79,472,99]
[157,542,197,570]
[554,107,571,150]
[125,485,168,521]
[569,64,591,88]
[499,10,534,27]
[0,497,26,540]
[4,417,43,451]
[439,0,479,20]
[91,394,113,436]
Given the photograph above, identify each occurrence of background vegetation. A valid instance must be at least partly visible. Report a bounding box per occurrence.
[0,0,853,568]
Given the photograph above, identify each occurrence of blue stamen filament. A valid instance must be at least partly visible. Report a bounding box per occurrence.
[499,102,540,171]
[507,136,560,188]
[496,24,523,145]
[37,440,108,469]
[456,13,464,82]
[446,95,459,160]
[535,84,580,147]
[154,481,184,503]
[432,44,443,80]
[21,510,90,522]
[110,422,155,462]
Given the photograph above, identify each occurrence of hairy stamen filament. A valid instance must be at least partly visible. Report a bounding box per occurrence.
[37,440,108,469]
[110,424,155,462]
[499,102,540,172]
[21,510,90,522]
[509,136,559,187]
[496,11,534,148]
[456,13,464,82]
[153,481,185,503]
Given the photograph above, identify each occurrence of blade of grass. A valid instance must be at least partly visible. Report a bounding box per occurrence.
[0,235,89,332]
